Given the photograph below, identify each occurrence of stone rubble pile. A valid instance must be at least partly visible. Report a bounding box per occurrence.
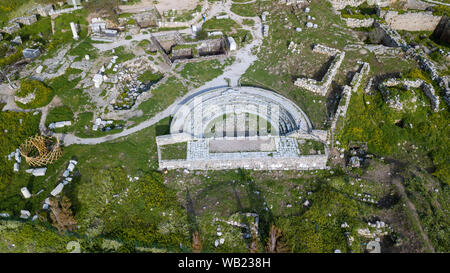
[212,213,259,247]
[49,121,72,130]
[110,57,159,110]
[331,62,370,136]
[92,118,118,132]
[288,41,301,54]
[40,160,78,211]
[379,78,440,112]
[8,148,21,172]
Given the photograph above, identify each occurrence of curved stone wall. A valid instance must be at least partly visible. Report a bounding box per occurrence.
[170,86,313,138]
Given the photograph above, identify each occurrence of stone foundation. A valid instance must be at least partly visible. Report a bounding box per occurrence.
[294,44,345,96]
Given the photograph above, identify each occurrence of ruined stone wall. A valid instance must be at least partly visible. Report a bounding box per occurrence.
[344,18,375,28]
[328,0,390,10]
[379,78,440,112]
[172,47,193,60]
[159,155,328,171]
[172,54,226,66]
[294,44,345,96]
[383,11,441,31]
[197,38,226,56]
[408,49,449,106]
[156,133,194,146]
[373,23,407,48]
[423,82,440,112]
[288,130,329,143]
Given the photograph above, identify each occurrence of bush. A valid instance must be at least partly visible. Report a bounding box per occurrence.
[138,70,163,84]
[15,79,53,109]
[0,47,22,68]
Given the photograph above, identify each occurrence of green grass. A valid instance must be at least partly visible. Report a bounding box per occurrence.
[242,18,255,26]
[202,18,240,32]
[403,175,449,252]
[160,142,187,160]
[68,39,99,61]
[230,3,259,17]
[0,109,41,215]
[298,139,325,155]
[46,106,74,125]
[138,70,163,84]
[180,59,229,87]
[15,79,54,109]
[131,77,188,125]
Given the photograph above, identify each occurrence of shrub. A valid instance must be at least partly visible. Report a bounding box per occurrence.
[15,79,53,109]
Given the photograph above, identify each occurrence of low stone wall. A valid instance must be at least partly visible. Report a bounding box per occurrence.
[344,18,375,28]
[331,61,370,135]
[328,0,390,10]
[159,154,328,171]
[172,54,226,67]
[49,7,82,16]
[294,44,345,96]
[383,11,441,31]
[406,49,449,107]
[156,133,194,146]
[287,130,328,143]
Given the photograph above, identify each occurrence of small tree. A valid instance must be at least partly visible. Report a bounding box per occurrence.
[49,196,77,234]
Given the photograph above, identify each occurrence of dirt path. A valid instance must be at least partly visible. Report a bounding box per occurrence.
[392,177,435,253]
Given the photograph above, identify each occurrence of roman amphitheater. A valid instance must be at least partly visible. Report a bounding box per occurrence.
[156,86,329,171]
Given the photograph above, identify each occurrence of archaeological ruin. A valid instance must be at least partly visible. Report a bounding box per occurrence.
[156,86,329,171]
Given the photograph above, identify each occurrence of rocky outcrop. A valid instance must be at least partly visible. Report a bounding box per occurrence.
[371,23,407,48]
[344,18,375,28]
[432,16,450,44]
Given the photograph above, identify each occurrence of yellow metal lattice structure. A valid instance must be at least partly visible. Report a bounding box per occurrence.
[20,135,62,167]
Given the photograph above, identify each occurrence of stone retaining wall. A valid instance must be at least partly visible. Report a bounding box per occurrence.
[373,23,407,48]
[159,154,328,171]
[379,78,440,112]
[383,11,441,31]
[344,18,375,28]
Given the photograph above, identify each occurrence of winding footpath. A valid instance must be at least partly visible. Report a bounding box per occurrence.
[53,1,263,146]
